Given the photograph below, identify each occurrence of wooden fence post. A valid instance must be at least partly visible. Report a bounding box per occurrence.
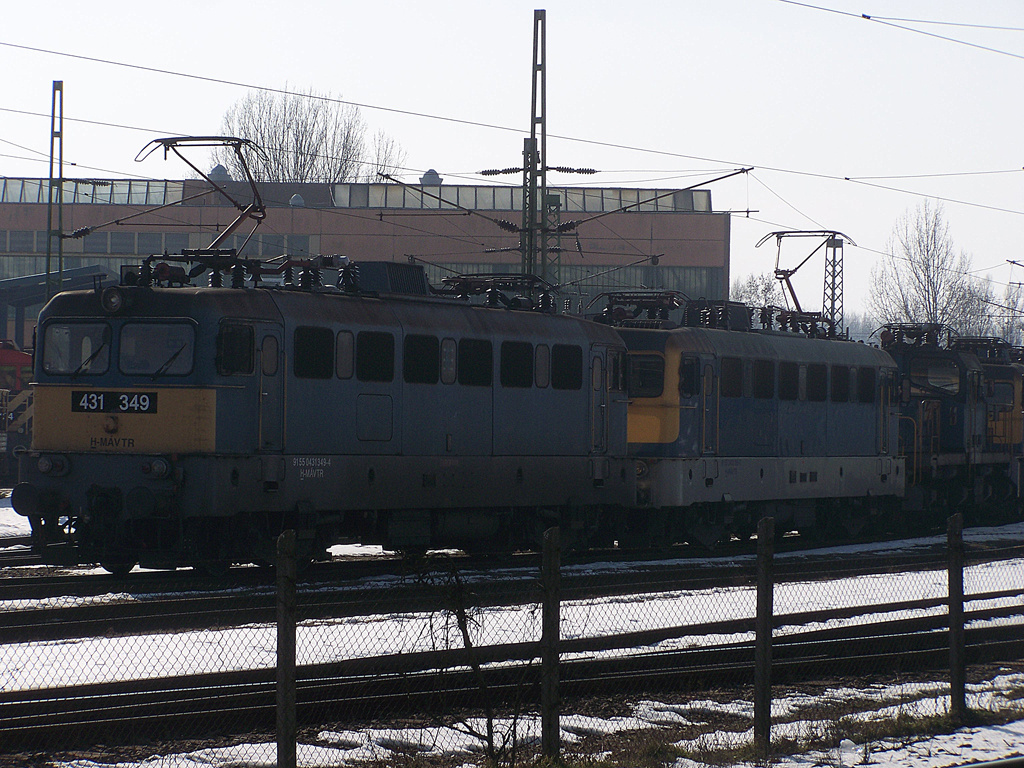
[754,516,775,758]
[277,530,298,768]
[948,513,966,723]
[541,526,561,760]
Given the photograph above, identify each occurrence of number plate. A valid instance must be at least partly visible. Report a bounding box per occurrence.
[72,391,158,413]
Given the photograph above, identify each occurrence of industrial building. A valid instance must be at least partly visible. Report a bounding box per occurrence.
[0,174,730,345]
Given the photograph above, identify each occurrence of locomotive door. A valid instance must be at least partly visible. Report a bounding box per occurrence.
[701,363,718,454]
[879,371,891,454]
[590,346,608,454]
[258,327,285,452]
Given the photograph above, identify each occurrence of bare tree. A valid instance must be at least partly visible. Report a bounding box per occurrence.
[369,129,408,181]
[844,311,881,344]
[869,201,984,335]
[215,87,368,184]
[992,281,1024,345]
[959,277,996,338]
[730,272,785,307]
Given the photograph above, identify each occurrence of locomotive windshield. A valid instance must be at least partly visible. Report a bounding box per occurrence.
[628,354,665,398]
[120,323,195,377]
[909,356,960,395]
[42,322,111,375]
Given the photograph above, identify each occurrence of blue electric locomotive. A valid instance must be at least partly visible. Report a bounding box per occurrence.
[12,258,633,573]
[607,298,903,546]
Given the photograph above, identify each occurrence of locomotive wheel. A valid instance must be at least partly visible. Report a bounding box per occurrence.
[197,558,232,578]
[686,508,726,550]
[101,560,136,578]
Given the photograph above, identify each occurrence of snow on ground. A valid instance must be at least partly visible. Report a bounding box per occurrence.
[0,494,25,538]
[54,672,1024,767]
[5,556,1023,692]
[4,518,1024,692]
[5,516,1024,765]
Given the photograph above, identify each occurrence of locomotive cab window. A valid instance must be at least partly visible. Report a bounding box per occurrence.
[857,367,876,403]
[753,359,774,399]
[779,361,799,401]
[121,323,195,376]
[720,357,743,398]
[42,322,111,375]
[404,334,439,384]
[500,341,533,388]
[457,338,492,387]
[293,326,334,379]
[628,354,664,398]
[679,357,700,398]
[552,344,583,390]
[217,323,253,375]
[988,379,1014,405]
[909,357,959,395]
[806,363,827,402]
[356,331,395,382]
[831,365,850,402]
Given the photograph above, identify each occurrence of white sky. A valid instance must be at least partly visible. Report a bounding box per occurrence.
[3,1,1024,313]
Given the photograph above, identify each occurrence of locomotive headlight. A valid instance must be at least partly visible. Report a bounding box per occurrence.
[147,457,171,479]
[37,454,68,476]
[100,286,126,315]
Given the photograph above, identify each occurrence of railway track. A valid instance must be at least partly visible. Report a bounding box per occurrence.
[2,537,1001,644]
[2,598,1021,751]
[0,536,39,568]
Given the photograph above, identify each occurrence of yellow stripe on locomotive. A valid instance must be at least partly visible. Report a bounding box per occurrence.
[32,385,216,453]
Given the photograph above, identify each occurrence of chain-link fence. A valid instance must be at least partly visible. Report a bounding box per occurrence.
[1,515,1023,766]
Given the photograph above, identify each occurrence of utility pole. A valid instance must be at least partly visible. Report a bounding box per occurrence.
[45,80,64,300]
[520,10,548,282]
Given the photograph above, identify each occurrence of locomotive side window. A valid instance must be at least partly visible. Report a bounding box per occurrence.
[404,334,440,384]
[857,367,876,403]
[336,331,354,379]
[806,363,827,402]
[458,338,492,387]
[43,322,111,375]
[679,357,699,398]
[261,335,279,376]
[216,323,253,375]
[778,361,799,401]
[121,323,195,376]
[831,364,850,402]
[609,350,626,392]
[628,354,664,398]
[440,338,457,385]
[293,326,334,379]
[552,344,583,390]
[988,380,1015,405]
[720,357,743,398]
[752,359,774,399]
[535,344,550,388]
[500,341,533,388]
[356,331,395,382]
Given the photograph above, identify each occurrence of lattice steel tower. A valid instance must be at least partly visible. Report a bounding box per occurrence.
[822,236,844,333]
